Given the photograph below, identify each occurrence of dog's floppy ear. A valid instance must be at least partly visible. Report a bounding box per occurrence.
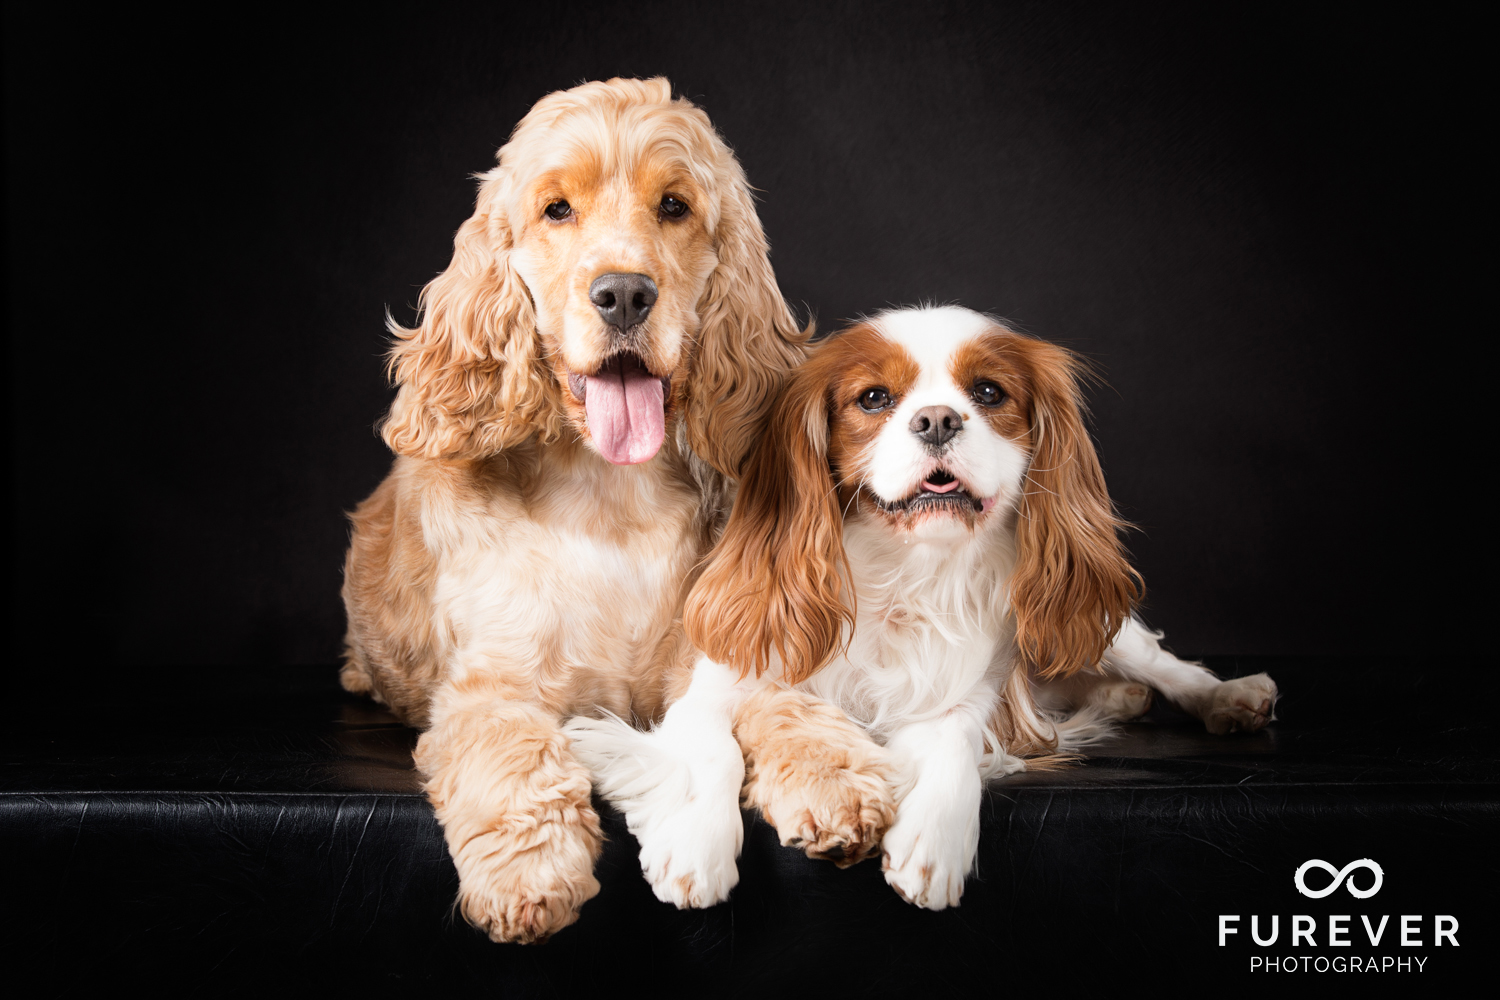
[685,162,810,477]
[380,167,563,460]
[684,360,852,683]
[1007,337,1141,679]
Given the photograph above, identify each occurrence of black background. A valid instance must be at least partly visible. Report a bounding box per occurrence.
[4,1,1483,673]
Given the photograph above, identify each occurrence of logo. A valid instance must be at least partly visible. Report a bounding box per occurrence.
[1294,858,1384,899]
[1221,856,1461,972]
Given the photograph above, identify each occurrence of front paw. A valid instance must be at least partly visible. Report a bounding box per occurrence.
[881,816,969,910]
[454,818,602,944]
[565,713,745,909]
[752,756,895,868]
[632,798,742,909]
[1205,673,1278,734]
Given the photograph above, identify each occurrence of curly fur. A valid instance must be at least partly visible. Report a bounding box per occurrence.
[340,77,808,942]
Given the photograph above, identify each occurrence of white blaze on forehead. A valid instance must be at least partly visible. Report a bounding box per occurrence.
[871,306,997,376]
[862,306,1028,507]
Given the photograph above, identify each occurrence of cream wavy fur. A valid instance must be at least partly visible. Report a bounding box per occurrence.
[340,78,838,942]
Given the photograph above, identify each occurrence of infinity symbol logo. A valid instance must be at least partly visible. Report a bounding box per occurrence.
[1294,858,1384,898]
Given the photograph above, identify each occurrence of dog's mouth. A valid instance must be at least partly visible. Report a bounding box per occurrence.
[567,351,672,466]
[874,469,985,514]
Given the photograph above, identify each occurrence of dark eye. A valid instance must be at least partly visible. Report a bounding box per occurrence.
[972,380,1005,407]
[858,387,893,412]
[544,200,572,221]
[659,195,688,219]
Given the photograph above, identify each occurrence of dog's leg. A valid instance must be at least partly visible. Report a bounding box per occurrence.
[1034,670,1154,721]
[416,680,603,944]
[880,693,992,910]
[1101,618,1277,734]
[734,687,894,868]
[564,658,747,909]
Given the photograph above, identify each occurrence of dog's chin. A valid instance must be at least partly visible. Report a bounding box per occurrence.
[866,470,995,539]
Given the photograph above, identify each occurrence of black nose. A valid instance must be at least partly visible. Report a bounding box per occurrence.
[589,273,657,329]
[909,405,963,448]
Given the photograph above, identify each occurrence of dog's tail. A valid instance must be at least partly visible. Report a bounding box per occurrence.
[1051,703,1120,751]
[984,667,1125,774]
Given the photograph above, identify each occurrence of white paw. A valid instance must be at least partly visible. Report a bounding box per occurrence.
[1093,679,1153,720]
[564,713,745,909]
[1205,673,1278,734]
[880,813,972,911]
[632,796,743,909]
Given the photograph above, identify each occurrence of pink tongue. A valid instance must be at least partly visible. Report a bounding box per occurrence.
[585,365,665,465]
[923,478,960,493]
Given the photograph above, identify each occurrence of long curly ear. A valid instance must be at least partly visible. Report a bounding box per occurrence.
[1008,339,1142,679]
[686,169,810,477]
[380,170,563,460]
[684,364,851,683]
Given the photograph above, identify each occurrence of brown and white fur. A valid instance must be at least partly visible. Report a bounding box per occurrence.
[574,305,1276,912]
[338,78,884,943]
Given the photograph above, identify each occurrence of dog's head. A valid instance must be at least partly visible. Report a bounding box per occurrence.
[685,305,1140,682]
[381,77,803,473]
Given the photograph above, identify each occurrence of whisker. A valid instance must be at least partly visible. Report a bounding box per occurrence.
[843,487,861,520]
[825,469,861,502]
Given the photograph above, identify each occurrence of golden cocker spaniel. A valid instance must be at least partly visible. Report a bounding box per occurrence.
[340,78,888,944]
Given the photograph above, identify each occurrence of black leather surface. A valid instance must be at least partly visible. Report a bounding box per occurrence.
[3,658,1495,993]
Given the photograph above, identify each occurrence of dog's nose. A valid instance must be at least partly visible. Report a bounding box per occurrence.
[589,273,657,329]
[909,405,963,448]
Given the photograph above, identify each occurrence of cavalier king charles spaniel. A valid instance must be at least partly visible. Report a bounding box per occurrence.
[574,305,1277,912]
[338,78,858,943]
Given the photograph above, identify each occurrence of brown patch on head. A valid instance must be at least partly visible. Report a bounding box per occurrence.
[946,330,1036,444]
[819,324,920,512]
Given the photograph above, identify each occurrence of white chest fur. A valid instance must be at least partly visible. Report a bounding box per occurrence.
[800,514,1019,738]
